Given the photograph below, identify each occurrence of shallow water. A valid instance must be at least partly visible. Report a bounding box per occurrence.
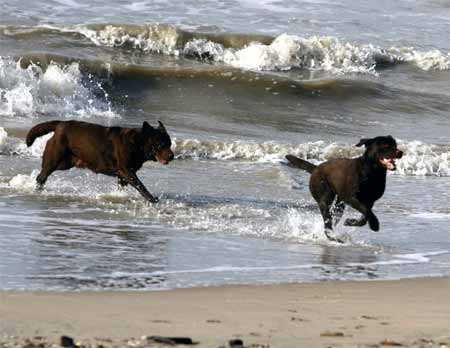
[0,0,449,290]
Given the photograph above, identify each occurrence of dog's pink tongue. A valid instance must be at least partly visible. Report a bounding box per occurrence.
[380,158,395,170]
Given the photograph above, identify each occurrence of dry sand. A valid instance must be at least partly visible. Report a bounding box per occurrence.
[1,277,449,348]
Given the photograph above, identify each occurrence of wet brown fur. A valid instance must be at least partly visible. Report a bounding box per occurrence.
[26,120,174,203]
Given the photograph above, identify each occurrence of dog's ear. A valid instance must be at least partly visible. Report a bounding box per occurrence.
[158,121,166,131]
[356,138,374,147]
[387,135,395,141]
[142,121,154,134]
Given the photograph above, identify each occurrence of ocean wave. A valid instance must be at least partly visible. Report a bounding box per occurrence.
[173,138,450,176]
[223,35,450,73]
[12,54,448,109]
[1,128,448,177]
[38,24,450,74]
[0,56,119,120]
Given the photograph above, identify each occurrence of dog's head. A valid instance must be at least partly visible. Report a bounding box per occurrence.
[356,135,403,171]
[142,121,174,165]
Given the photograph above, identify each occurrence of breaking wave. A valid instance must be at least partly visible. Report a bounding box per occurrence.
[0,56,119,120]
[58,24,450,74]
[172,138,450,176]
[4,24,448,75]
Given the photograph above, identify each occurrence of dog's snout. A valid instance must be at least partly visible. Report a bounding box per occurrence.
[396,150,403,158]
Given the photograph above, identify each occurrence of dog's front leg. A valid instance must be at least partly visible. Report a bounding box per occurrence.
[344,198,379,231]
[118,169,159,203]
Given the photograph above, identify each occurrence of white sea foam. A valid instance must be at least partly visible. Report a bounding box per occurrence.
[221,36,450,73]
[395,141,450,176]
[0,127,7,147]
[223,34,388,74]
[183,39,225,60]
[74,24,181,55]
[0,57,119,119]
[388,46,450,71]
[274,207,349,244]
[172,138,450,176]
[0,127,53,156]
[8,169,39,192]
[66,25,450,73]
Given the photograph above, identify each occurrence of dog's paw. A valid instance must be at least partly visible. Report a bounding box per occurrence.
[328,235,345,244]
[147,196,160,203]
[324,230,345,244]
[369,217,379,231]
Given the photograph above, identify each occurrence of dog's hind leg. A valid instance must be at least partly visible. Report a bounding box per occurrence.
[36,134,67,190]
[332,198,346,226]
[318,195,344,243]
[311,174,344,243]
[56,156,74,171]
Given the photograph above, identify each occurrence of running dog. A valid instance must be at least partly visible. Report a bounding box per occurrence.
[26,120,174,203]
[286,136,403,243]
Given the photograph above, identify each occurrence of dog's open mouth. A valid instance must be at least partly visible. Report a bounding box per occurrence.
[379,157,396,170]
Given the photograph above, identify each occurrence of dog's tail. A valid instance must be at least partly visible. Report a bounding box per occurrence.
[285,154,317,174]
[26,121,61,147]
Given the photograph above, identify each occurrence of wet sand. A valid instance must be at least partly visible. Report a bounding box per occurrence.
[0,278,450,348]
[1,277,449,348]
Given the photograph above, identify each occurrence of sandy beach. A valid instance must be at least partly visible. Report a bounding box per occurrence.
[1,277,449,348]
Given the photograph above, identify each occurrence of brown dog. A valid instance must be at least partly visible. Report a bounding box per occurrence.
[26,120,174,203]
[286,136,403,243]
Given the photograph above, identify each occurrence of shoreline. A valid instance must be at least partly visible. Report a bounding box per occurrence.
[1,277,449,347]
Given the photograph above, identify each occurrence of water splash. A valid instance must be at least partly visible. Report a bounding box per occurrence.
[0,57,119,119]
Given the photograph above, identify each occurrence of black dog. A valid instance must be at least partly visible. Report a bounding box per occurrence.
[286,136,403,243]
[26,120,174,203]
